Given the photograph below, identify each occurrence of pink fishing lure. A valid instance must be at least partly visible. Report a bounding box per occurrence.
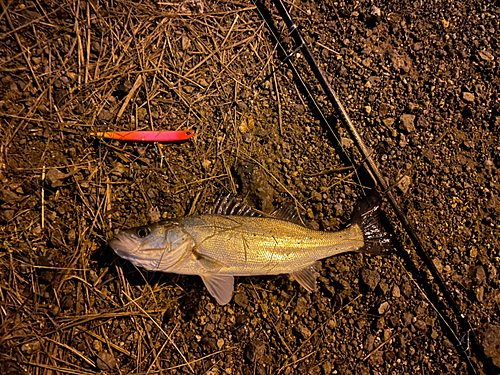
[91,130,195,142]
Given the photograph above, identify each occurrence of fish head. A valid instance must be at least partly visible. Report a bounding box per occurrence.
[109,221,194,272]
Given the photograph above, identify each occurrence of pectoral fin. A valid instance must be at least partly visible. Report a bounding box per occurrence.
[193,250,226,273]
[201,274,234,305]
[290,262,321,292]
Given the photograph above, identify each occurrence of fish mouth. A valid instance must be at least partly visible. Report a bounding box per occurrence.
[108,233,139,258]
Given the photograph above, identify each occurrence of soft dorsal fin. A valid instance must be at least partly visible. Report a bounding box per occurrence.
[290,262,321,292]
[270,203,302,225]
[208,194,263,217]
[201,274,234,305]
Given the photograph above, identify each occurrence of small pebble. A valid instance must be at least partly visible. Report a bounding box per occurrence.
[397,175,411,194]
[462,92,475,103]
[378,301,390,314]
[361,269,380,291]
[96,352,116,370]
[400,114,416,133]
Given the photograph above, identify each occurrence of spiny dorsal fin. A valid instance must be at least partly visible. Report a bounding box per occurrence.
[270,203,302,225]
[208,194,263,217]
[290,261,321,292]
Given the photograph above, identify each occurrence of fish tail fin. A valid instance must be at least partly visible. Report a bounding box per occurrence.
[351,190,392,255]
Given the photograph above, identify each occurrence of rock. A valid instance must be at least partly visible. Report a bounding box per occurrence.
[334,202,344,216]
[364,334,375,351]
[478,50,494,62]
[483,324,500,367]
[21,340,42,354]
[399,133,407,148]
[239,115,255,133]
[322,361,333,374]
[234,293,248,308]
[234,325,248,342]
[341,137,354,148]
[462,92,475,103]
[242,133,253,144]
[432,257,443,273]
[400,114,416,133]
[414,320,427,332]
[217,338,224,350]
[203,322,215,335]
[397,175,411,194]
[236,101,248,111]
[294,323,312,339]
[96,351,116,370]
[0,209,14,223]
[45,169,68,187]
[379,104,391,117]
[370,5,381,17]
[414,42,423,51]
[111,163,125,177]
[0,189,21,204]
[245,340,266,362]
[201,336,217,351]
[295,296,308,316]
[475,286,484,302]
[50,230,64,247]
[310,190,322,202]
[361,269,380,291]
[378,301,390,314]
[403,312,413,326]
[66,228,76,243]
[392,285,401,298]
[469,265,487,285]
[382,117,395,127]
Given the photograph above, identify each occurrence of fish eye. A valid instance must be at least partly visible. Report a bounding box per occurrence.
[136,227,151,238]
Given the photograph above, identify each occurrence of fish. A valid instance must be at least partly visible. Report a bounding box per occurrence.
[109,192,391,305]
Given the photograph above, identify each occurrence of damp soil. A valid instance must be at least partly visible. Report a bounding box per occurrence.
[1,0,499,374]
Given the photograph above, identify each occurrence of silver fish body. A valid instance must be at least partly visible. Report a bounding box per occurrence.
[167,215,364,276]
[109,194,390,304]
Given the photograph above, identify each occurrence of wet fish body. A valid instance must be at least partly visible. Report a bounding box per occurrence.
[109,193,390,304]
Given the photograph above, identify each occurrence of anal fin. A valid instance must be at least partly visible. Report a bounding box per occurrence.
[201,274,234,305]
[290,262,321,293]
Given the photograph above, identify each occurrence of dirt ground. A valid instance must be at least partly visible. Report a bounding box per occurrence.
[1,0,499,374]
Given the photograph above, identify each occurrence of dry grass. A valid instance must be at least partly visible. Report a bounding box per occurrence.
[0,1,281,373]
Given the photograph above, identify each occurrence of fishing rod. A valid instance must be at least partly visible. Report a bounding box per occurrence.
[259,0,497,374]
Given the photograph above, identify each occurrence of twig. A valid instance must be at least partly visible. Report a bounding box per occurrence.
[41,166,46,230]
[116,75,143,123]
[362,334,395,362]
